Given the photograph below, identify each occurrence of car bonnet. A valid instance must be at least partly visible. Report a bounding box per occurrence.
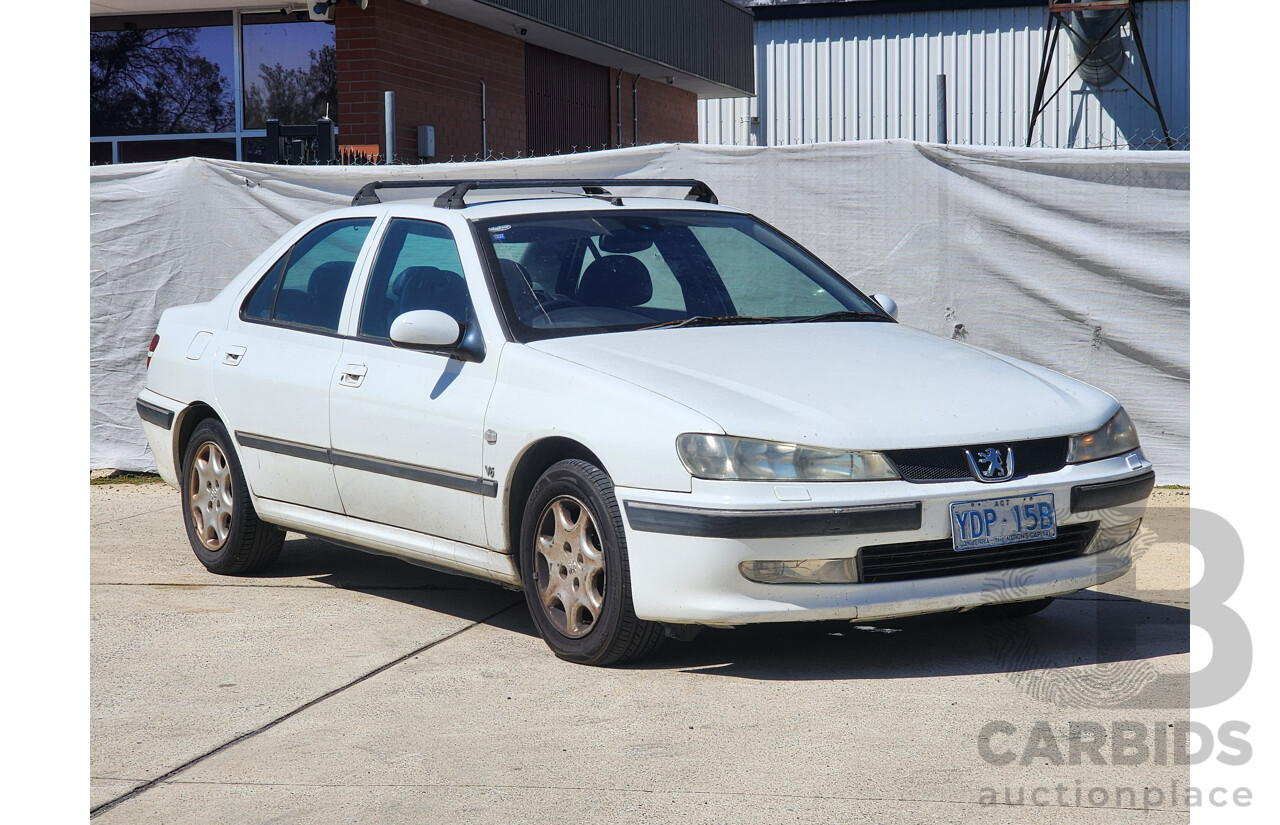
[527,322,1117,450]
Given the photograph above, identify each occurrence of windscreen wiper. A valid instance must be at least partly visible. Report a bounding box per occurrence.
[641,315,781,330]
[791,310,892,323]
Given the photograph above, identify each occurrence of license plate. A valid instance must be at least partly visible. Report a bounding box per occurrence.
[950,493,1056,551]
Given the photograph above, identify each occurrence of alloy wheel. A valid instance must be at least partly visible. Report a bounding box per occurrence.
[533,495,606,638]
[188,441,234,552]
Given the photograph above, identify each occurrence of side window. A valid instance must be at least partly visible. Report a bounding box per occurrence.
[240,218,374,332]
[359,218,469,340]
[243,253,287,320]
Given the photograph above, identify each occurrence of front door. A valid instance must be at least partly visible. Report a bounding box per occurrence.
[329,217,497,547]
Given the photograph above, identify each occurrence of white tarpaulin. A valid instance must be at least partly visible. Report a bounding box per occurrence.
[90,141,1189,483]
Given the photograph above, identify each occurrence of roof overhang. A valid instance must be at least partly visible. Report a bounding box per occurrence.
[90,0,755,98]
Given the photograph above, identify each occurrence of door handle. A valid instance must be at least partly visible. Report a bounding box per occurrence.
[222,346,246,366]
[338,364,367,388]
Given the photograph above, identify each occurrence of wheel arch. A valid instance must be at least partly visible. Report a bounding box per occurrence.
[172,402,223,480]
[505,437,607,574]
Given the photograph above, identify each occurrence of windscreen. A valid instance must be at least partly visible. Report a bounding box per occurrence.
[476,210,887,341]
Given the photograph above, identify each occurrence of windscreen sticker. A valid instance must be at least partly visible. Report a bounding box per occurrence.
[489,225,511,233]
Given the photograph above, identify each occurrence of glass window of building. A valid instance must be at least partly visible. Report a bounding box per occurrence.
[242,14,337,129]
[90,12,336,165]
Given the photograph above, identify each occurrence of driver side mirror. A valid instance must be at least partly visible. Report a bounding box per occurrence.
[390,309,461,348]
[871,293,898,320]
[389,309,486,363]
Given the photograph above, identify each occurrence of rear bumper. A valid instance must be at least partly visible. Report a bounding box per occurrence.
[615,451,1152,625]
[137,389,183,489]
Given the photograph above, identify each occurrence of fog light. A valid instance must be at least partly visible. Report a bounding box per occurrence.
[740,557,859,584]
[1085,518,1142,556]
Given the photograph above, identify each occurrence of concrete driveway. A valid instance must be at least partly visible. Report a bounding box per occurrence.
[91,482,1190,823]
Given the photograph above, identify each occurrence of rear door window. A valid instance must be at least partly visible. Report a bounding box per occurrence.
[241,218,375,332]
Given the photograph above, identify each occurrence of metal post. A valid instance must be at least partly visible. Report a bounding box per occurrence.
[481,79,488,159]
[1028,16,1061,147]
[266,119,281,164]
[384,91,396,163]
[1124,6,1174,148]
[316,117,336,163]
[232,9,244,161]
[632,75,639,145]
[935,75,948,144]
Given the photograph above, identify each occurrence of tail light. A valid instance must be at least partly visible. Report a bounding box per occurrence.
[147,334,159,369]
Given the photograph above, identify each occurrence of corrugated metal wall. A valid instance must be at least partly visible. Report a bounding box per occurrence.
[699,1,1189,149]
[526,44,611,156]
[485,0,756,94]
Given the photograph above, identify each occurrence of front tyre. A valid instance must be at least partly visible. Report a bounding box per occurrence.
[180,419,284,575]
[519,460,663,666]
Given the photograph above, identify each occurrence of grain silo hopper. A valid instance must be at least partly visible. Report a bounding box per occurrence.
[1028,0,1173,148]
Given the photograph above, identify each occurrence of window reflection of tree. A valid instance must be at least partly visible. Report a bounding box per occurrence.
[243,45,337,128]
[90,29,233,135]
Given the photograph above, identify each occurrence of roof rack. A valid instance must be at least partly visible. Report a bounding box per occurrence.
[350,178,718,209]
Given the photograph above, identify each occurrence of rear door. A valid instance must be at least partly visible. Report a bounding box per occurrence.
[328,217,498,547]
[215,217,377,513]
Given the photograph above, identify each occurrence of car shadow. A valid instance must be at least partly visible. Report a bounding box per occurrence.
[635,595,1188,690]
[256,535,533,632]
[263,537,1188,686]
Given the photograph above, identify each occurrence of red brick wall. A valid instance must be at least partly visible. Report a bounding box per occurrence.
[336,0,525,161]
[608,69,699,148]
[336,1,698,161]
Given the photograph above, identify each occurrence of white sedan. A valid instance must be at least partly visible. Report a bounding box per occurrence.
[137,178,1155,665]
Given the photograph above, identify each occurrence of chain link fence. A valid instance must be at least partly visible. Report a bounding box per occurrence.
[355,128,1191,168]
[1025,126,1190,152]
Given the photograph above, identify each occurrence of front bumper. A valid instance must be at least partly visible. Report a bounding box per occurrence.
[615,450,1152,625]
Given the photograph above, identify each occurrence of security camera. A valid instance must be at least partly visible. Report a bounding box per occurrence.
[311,0,368,16]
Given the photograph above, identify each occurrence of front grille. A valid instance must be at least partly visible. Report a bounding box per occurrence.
[857,522,1098,584]
[884,436,1069,483]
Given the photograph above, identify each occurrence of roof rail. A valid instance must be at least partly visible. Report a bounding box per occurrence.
[350,178,718,209]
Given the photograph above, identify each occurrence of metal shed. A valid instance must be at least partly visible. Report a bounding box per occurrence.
[700,0,1189,149]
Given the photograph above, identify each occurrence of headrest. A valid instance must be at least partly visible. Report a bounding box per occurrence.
[577,255,652,309]
[308,260,354,299]
[498,258,532,286]
[399,266,470,324]
[395,266,440,303]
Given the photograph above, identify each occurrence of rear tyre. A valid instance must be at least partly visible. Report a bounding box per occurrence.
[180,419,284,575]
[519,460,663,666]
[980,596,1055,620]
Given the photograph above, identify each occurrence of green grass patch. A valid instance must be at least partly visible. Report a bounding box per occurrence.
[1156,484,1190,490]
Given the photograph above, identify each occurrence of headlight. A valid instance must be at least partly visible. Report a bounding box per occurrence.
[676,434,900,482]
[1066,408,1141,464]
